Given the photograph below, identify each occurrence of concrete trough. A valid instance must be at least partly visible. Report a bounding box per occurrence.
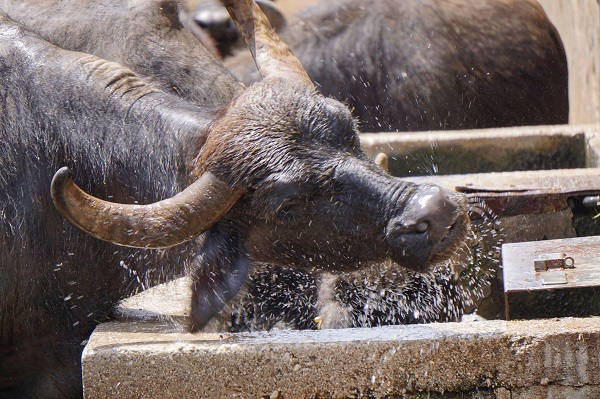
[360,124,600,176]
[84,277,600,398]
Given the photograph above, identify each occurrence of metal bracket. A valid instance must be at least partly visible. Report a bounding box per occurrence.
[534,253,575,272]
[534,253,575,286]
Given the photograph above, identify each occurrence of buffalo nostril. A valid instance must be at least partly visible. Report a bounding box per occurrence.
[413,186,461,243]
[406,220,429,233]
[388,220,429,236]
[414,220,429,233]
[389,185,461,243]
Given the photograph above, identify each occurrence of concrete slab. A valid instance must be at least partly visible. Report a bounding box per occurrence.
[113,276,191,322]
[82,276,600,398]
[83,314,600,398]
[360,124,600,176]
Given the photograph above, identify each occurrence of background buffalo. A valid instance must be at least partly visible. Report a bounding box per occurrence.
[190,0,570,132]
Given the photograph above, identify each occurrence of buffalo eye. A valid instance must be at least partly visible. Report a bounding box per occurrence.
[253,173,316,223]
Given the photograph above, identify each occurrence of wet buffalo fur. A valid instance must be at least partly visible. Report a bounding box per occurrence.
[1,0,241,107]
[0,3,235,396]
[226,0,569,132]
[0,32,208,399]
[226,263,468,332]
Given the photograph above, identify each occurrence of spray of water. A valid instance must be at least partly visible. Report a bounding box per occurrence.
[331,198,502,327]
[221,198,503,331]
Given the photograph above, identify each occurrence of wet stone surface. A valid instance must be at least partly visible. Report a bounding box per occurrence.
[83,315,600,398]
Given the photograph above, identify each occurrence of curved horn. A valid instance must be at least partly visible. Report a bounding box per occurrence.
[221,0,313,86]
[51,167,242,248]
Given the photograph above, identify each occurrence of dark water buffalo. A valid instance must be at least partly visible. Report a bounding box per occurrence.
[223,0,569,132]
[0,0,470,397]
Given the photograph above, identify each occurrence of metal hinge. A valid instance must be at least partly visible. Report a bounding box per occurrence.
[534,253,575,285]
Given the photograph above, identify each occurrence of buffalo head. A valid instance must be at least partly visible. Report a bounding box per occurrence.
[51,0,469,330]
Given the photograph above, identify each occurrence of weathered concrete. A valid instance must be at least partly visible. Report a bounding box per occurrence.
[84,277,600,399]
[361,124,600,176]
[114,276,192,323]
[402,166,600,193]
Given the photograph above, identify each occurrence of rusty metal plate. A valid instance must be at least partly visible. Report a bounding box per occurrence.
[533,252,575,272]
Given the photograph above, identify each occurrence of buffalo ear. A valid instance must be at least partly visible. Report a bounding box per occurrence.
[189,225,251,331]
[374,153,389,172]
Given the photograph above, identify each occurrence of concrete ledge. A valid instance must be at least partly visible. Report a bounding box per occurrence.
[83,316,600,398]
[402,166,600,192]
[361,124,600,175]
[85,276,600,397]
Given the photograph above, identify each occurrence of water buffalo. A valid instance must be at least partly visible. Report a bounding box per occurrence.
[0,0,470,397]
[223,0,569,132]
